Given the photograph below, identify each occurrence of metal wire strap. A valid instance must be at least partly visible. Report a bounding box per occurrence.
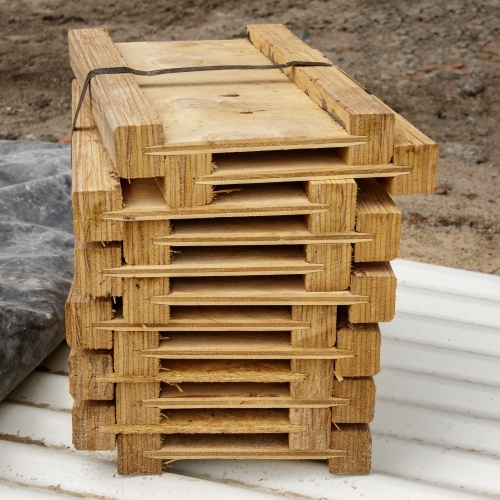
[71,60,332,133]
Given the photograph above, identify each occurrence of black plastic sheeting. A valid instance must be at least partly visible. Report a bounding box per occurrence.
[0,140,73,401]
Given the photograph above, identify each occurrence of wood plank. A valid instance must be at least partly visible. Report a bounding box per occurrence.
[155,154,213,206]
[69,348,114,401]
[303,244,351,291]
[94,305,307,331]
[102,180,329,221]
[305,179,357,233]
[114,325,162,474]
[331,377,376,423]
[100,360,307,383]
[328,423,372,474]
[115,38,365,155]
[122,277,170,324]
[72,400,116,451]
[143,382,348,409]
[290,305,335,449]
[378,111,438,195]
[335,322,381,377]
[354,178,402,262]
[140,331,353,359]
[151,276,368,306]
[199,150,409,185]
[248,24,394,165]
[73,240,122,297]
[154,216,372,247]
[65,282,113,349]
[68,28,164,178]
[71,79,124,242]
[100,409,304,434]
[348,262,397,323]
[123,220,171,265]
[144,434,344,459]
[105,246,323,277]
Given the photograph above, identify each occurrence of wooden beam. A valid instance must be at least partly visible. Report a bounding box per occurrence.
[73,240,122,297]
[122,277,170,324]
[331,377,376,423]
[65,282,113,349]
[303,244,351,291]
[68,28,164,178]
[328,423,371,474]
[72,400,116,451]
[348,262,396,323]
[71,79,123,242]
[123,220,171,266]
[247,24,395,165]
[379,111,438,195]
[354,178,402,262]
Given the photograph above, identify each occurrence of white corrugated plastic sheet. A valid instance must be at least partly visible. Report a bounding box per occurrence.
[0,259,499,499]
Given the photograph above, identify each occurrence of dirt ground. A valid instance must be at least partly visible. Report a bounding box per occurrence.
[1,0,499,274]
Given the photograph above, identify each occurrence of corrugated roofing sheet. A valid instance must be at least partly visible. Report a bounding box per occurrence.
[1,259,499,499]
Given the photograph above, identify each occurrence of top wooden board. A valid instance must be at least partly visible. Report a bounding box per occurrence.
[114,39,365,155]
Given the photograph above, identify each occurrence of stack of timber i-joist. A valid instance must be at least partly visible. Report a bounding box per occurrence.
[66,24,437,476]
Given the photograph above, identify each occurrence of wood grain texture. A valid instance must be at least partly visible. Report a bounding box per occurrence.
[96,305,307,332]
[155,154,213,207]
[117,434,162,475]
[65,282,113,349]
[331,377,376,423]
[102,409,303,434]
[68,28,164,178]
[348,262,396,323]
[305,179,357,233]
[122,277,170,324]
[335,322,381,377]
[73,240,122,297]
[151,276,367,306]
[123,220,171,265]
[354,178,402,262]
[114,331,160,376]
[71,79,124,242]
[144,434,344,460]
[289,408,331,450]
[304,244,351,291]
[248,24,394,165]
[202,149,409,185]
[291,305,337,348]
[154,216,371,247]
[379,111,438,195]
[328,423,371,474]
[72,400,116,451]
[68,348,114,401]
[116,38,363,156]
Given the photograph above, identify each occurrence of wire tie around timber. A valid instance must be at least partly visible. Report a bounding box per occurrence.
[71,61,332,133]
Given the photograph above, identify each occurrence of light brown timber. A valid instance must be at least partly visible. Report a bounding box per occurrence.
[123,220,171,265]
[331,377,376,423]
[328,424,372,474]
[348,262,396,323]
[335,322,381,377]
[305,179,357,233]
[304,244,351,291]
[68,28,164,178]
[115,38,364,156]
[68,348,114,401]
[144,434,344,460]
[65,282,113,349]
[247,24,395,166]
[155,154,213,207]
[291,305,336,347]
[94,305,308,332]
[100,409,304,434]
[72,400,116,451]
[379,111,438,195]
[71,79,123,242]
[73,240,122,297]
[354,178,402,262]
[154,216,372,247]
[122,277,170,324]
[151,276,368,306]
